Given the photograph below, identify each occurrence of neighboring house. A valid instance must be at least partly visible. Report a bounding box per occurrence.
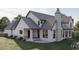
[4,8,74,43]
[4,20,20,36]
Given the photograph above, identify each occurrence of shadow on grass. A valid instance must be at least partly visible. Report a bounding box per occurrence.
[13,38,73,50]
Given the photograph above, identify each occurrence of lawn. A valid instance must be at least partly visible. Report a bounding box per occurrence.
[0,37,73,50]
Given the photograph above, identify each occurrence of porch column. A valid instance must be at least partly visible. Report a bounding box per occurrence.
[63,30,65,38]
[40,30,43,39]
[68,30,69,38]
[30,30,33,40]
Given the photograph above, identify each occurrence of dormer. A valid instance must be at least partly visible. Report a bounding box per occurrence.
[38,20,46,27]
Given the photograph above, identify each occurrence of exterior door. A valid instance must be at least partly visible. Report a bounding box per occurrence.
[28,30,30,38]
[37,30,40,38]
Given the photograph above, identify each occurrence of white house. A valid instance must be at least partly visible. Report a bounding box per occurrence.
[4,8,74,43]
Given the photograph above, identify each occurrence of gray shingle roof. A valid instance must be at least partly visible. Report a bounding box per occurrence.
[5,10,73,30]
[22,17,39,29]
[63,27,73,30]
[41,21,52,29]
[5,19,20,30]
[29,11,54,20]
[28,11,56,29]
[5,11,58,30]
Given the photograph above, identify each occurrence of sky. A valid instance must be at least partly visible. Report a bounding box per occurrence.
[0,8,78,24]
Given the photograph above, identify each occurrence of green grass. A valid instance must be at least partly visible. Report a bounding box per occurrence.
[0,37,73,50]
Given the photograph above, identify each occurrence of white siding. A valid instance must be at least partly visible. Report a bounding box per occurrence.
[40,29,56,42]
[47,23,57,42]
[27,13,40,25]
[4,30,12,36]
[13,19,29,38]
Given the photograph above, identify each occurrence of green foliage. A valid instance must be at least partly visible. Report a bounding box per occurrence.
[74,21,79,31]
[14,15,22,21]
[73,21,79,40]
[73,31,79,40]
[0,17,10,31]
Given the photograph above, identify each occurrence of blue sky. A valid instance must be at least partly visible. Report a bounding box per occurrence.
[0,8,78,24]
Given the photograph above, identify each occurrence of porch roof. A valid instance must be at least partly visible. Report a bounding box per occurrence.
[23,17,40,29]
[63,28,73,30]
[22,17,54,29]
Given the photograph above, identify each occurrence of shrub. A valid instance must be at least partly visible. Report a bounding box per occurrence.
[22,39,26,41]
[3,33,8,37]
[14,36,17,39]
[9,35,13,38]
[18,37,23,41]
[73,31,79,41]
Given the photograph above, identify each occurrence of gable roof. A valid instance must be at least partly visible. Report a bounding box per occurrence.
[22,17,39,29]
[26,11,56,29]
[5,19,20,30]
[28,11,54,20]
[41,21,52,29]
[5,10,73,30]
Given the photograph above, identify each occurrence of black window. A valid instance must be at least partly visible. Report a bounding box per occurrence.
[19,30,23,34]
[69,31,71,37]
[53,30,55,38]
[65,31,68,37]
[41,20,46,24]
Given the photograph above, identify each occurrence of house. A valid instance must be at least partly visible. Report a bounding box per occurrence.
[4,8,74,43]
[4,19,20,36]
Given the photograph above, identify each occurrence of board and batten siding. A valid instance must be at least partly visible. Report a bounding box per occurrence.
[13,19,29,38]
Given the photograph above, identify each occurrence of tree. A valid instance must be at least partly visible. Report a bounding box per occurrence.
[0,17,10,31]
[73,21,79,41]
[74,21,79,31]
[14,15,22,21]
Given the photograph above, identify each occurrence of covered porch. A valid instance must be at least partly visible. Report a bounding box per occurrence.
[24,29,48,41]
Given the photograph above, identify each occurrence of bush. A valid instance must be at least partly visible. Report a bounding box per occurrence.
[18,37,23,41]
[14,36,17,39]
[9,35,13,38]
[73,31,79,41]
[22,39,26,41]
[3,33,8,37]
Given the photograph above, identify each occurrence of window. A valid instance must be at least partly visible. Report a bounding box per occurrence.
[43,30,48,38]
[19,30,23,34]
[38,20,46,26]
[41,20,46,24]
[33,30,38,38]
[53,30,56,38]
[65,31,68,37]
[69,31,71,37]
[63,31,64,37]
[38,21,40,25]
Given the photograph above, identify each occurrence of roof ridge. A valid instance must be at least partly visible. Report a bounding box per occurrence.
[29,10,54,17]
